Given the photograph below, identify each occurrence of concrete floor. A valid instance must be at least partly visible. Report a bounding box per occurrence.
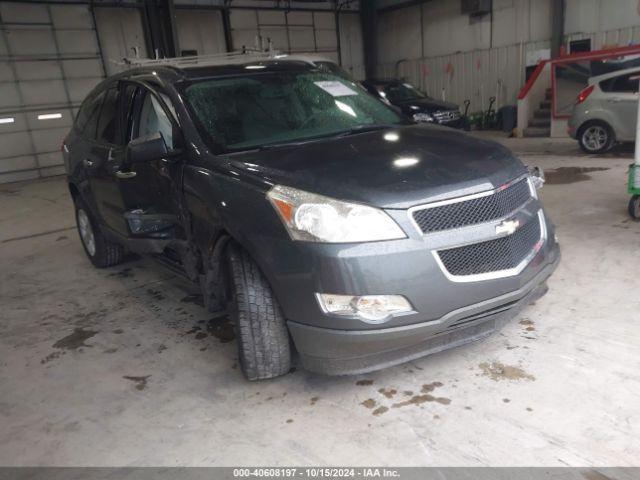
[1,133,639,466]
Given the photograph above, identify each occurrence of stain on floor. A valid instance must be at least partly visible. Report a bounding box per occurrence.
[372,406,388,416]
[361,398,376,409]
[392,394,451,409]
[40,351,65,365]
[123,375,151,391]
[519,319,536,332]
[206,318,235,343]
[421,381,444,393]
[146,289,165,301]
[378,388,397,399]
[356,379,374,386]
[478,361,535,381]
[109,268,133,278]
[52,328,98,350]
[545,167,609,185]
[180,294,205,307]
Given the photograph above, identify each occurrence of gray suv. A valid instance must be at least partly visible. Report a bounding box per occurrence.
[568,67,640,153]
[63,56,560,380]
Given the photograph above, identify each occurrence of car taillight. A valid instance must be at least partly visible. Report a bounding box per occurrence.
[577,85,594,104]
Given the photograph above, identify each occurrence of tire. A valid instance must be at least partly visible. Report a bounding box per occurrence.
[578,121,614,154]
[226,243,291,380]
[75,197,125,268]
[629,195,640,220]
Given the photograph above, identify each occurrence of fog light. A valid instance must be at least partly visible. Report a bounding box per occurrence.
[316,293,412,324]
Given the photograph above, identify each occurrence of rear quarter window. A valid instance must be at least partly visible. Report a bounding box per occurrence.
[75,92,103,134]
[600,72,640,93]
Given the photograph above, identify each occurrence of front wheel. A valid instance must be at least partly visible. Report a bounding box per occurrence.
[226,243,291,380]
[629,195,640,220]
[578,121,614,154]
[75,198,125,268]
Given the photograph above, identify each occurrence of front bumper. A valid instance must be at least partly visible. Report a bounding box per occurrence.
[289,245,559,375]
[246,190,559,375]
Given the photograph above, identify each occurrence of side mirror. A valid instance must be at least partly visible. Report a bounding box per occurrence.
[126,132,169,164]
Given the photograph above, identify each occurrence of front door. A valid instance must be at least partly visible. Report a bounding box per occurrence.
[90,80,186,240]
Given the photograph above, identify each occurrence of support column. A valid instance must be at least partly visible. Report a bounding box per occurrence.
[550,0,565,58]
[360,0,378,79]
[143,0,179,58]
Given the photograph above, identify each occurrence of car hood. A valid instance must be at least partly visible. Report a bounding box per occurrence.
[395,97,460,114]
[224,124,527,209]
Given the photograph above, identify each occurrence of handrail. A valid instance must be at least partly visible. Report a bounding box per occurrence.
[518,44,640,100]
[517,60,548,100]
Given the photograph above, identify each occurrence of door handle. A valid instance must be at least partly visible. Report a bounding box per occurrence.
[115,170,137,179]
[83,158,94,168]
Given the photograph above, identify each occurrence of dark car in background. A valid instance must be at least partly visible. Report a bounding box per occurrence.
[63,57,558,381]
[363,79,464,128]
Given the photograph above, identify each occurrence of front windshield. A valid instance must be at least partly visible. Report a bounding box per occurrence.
[183,71,403,152]
[383,83,426,103]
[315,61,353,81]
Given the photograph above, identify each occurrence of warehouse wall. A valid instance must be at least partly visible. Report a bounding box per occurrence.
[0,1,105,184]
[0,0,363,184]
[564,0,640,50]
[376,0,640,110]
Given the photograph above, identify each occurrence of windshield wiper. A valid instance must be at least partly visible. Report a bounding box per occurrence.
[337,124,397,136]
[246,125,400,152]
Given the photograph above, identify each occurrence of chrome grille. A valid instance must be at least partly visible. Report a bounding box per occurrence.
[436,213,543,278]
[411,177,532,234]
[433,110,460,122]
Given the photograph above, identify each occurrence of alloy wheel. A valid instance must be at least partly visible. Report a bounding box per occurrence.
[77,209,96,257]
[582,125,608,152]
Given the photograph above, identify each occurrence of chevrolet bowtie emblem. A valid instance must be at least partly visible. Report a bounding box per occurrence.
[496,219,520,235]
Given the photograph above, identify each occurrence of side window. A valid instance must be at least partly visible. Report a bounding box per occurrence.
[602,73,640,93]
[82,91,106,140]
[96,87,120,145]
[135,91,176,149]
[76,91,104,138]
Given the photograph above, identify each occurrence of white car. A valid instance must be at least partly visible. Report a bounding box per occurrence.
[568,67,640,153]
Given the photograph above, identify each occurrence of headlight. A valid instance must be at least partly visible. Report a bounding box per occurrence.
[528,166,545,198]
[316,293,413,324]
[267,185,406,243]
[413,112,434,123]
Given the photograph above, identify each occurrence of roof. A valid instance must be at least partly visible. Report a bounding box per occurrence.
[115,59,316,82]
[589,65,640,83]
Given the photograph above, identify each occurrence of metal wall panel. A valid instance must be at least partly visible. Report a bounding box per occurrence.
[94,7,147,75]
[0,1,105,184]
[376,0,554,109]
[229,7,344,59]
[377,40,550,111]
[175,10,226,56]
[339,13,365,80]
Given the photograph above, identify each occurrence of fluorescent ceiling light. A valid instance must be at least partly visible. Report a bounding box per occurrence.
[0,117,15,124]
[38,113,62,120]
